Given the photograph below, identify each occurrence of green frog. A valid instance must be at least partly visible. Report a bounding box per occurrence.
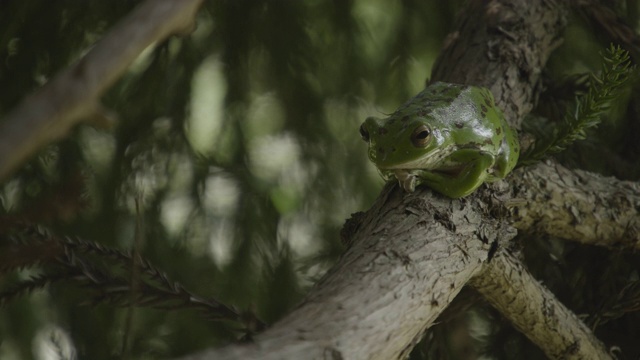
[360,82,519,198]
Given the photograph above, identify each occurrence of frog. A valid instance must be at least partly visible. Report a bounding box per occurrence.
[359,82,519,198]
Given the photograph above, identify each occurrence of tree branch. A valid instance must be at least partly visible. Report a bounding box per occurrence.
[511,162,640,249]
[470,249,611,359]
[0,0,204,182]
[179,187,514,360]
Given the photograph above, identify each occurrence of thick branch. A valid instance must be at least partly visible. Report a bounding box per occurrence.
[180,187,514,360]
[510,162,640,248]
[0,0,204,182]
[470,249,611,359]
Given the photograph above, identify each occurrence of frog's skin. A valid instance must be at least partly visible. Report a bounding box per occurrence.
[359,82,519,198]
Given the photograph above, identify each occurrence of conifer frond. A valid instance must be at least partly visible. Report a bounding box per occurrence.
[0,272,70,306]
[0,229,252,329]
[518,45,634,166]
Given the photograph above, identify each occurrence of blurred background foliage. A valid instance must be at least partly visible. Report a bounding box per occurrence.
[1,1,640,359]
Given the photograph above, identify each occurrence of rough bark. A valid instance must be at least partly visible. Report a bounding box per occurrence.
[180,186,512,360]
[0,0,204,182]
[511,162,640,249]
[470,249,612,359]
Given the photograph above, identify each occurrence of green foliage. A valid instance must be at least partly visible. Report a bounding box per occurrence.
[0,226,249,326]
[519,45,634,167]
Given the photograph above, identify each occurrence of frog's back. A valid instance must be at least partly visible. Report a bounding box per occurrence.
[471,87,520,179]
[426,82,519,179]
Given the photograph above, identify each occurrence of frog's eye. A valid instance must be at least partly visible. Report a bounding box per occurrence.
[359,124,370,142]
[411,125,431,147]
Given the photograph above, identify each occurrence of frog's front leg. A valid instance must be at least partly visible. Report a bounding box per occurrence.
[413,150,495,198]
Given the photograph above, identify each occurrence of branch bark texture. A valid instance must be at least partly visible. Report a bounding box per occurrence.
[471,249,611,359]
[511,162,640,248]
[0,0,204,182]
[181,187,511,360]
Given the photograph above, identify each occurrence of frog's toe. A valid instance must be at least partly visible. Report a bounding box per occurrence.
[400,176,416,192]
[398,175,417,192]
[394,171,417,192]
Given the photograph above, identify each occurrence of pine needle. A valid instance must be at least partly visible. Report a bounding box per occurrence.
[518,44,634,166]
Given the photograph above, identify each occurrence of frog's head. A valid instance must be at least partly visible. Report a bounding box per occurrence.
[359,112,447,170]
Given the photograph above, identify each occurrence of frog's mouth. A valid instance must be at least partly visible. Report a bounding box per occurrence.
[376,147,452,171]
[390,166,466,193]
[390,165,466,179]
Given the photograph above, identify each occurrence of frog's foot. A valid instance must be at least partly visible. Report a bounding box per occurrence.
[393,169,417,192]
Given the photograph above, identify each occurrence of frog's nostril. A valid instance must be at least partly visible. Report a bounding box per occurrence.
[377,147,385,154]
